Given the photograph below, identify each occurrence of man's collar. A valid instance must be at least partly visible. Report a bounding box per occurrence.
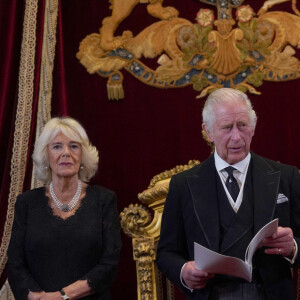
[214,151,251,174]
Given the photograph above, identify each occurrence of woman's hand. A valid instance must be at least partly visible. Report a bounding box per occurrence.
[28,291,62,300]
[39,292,62,300]
[28,291,46,300]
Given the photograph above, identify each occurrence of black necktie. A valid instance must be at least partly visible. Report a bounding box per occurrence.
[224,166,240,201]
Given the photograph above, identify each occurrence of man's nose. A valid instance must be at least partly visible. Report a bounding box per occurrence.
[230,127,241,141]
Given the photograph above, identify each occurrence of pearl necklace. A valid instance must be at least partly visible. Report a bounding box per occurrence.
[49,180,82,212]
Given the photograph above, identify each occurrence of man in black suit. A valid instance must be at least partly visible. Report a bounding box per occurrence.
[157,88,300,299]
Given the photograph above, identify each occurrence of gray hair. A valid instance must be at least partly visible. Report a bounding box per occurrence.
[202,88,257,134]
[32,117,99,184]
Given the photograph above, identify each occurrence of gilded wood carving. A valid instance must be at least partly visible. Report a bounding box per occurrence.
[77,0,300,100]
[120,160,200,300]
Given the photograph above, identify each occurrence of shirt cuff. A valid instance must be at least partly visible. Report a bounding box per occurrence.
[180,263,194,292]
[284,239,298,264]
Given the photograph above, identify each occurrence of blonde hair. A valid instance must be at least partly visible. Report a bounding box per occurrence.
[32,117,99,184]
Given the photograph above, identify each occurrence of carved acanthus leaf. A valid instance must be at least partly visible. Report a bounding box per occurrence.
[120,204,151,238]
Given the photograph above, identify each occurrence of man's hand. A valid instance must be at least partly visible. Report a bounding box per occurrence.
[182,261,215,289]
[262,226,294,257]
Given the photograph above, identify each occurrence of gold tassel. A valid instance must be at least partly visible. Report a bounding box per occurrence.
[107,71,124,100]
[107,82,124,100]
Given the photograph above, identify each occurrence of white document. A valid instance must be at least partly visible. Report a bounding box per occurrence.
[194,218,278,282]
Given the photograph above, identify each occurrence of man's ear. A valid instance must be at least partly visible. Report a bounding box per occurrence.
[202,123,213,142]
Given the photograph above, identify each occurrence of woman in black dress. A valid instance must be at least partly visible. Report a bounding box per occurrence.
[7,117,121,300]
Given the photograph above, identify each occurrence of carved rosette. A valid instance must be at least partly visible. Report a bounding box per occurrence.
[120,204,152,238]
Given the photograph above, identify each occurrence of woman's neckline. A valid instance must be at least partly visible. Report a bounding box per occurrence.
[44,184,90,221]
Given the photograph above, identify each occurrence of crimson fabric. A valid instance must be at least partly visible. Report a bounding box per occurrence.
[0,0,23,237]
[1,0,300,299]
[0,0,24,288]
[0,0,45,288]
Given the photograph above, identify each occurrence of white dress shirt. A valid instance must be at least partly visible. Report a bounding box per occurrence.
[214,151,251,212]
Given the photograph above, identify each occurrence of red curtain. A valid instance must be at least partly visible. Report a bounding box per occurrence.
[1,0,300,298]
[0,0,45,288]
[0,0,24,287]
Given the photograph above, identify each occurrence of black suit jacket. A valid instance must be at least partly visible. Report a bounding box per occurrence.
[157,153,300,299]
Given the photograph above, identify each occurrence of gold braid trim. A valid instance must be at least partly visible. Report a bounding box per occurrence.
[0,280,14,300]
[0,0,38,278]
[31,0,58,189]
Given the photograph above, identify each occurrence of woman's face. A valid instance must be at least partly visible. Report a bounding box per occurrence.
[47,132,82,180]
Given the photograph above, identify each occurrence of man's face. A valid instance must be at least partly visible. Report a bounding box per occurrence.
[203,101,255,164]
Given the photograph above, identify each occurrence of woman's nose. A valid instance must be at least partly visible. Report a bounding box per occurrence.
[62,146,70,157]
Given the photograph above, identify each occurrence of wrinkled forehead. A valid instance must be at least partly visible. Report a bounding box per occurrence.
[213,100,250,117]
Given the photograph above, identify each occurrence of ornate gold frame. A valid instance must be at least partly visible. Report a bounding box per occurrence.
[120,160,200,300]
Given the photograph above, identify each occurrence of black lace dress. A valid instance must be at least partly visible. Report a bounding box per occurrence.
[7,185,122,300]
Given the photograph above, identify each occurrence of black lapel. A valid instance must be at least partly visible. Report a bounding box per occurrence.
[251,153,280,233]
[186,155,220,252]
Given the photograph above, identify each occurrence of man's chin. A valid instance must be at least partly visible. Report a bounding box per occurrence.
[227,152,247,164]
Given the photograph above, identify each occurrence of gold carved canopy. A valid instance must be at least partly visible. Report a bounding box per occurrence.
[77,0,300,100]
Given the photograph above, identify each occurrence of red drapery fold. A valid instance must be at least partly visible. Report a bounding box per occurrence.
[0,0,25,287]
[0,0,45,288]
[55,0,68,114]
